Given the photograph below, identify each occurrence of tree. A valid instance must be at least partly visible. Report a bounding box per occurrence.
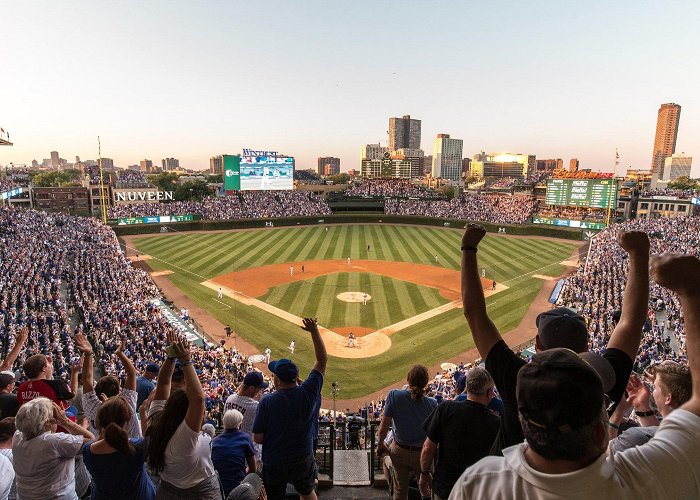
[207,174,223,184]
[147,172,179,192]
[437,185,456,199]
[668,176,699,191]
[327,173,350,185]
[174,180,209,201]
[32,170,81,187]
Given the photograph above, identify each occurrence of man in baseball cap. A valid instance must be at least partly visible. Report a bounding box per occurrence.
[460,224,650,454]
[253,318,327,499]
[0,371,19,418]
[225,371,269,439]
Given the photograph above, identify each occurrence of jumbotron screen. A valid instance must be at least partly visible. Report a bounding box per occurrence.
[223,154,294,191]
[545,178,618,209]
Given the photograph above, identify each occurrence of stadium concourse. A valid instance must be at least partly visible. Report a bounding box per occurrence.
[1,195,700,497]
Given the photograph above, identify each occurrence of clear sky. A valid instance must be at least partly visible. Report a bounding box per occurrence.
[2,0,699,175]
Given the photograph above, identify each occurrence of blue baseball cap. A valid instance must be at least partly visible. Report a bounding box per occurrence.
[268,359,298,383]
[146,364,160,374]
[243,371,269,389]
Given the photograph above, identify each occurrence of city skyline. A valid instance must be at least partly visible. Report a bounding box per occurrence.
[2,1,699,176]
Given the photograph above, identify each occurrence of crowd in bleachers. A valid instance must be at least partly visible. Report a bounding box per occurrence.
[106,191,332,219]
[385,193,538,224]
[115,170,152,188]
[557,216,700,364]
[293,170,322,183]
[2,204,700,498]
[344,179,436,199]
[85,165,109,185]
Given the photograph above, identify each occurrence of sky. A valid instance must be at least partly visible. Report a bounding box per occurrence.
[2,0,699,175]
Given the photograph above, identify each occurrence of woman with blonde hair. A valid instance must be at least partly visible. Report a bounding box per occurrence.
[82,396,156,499]
[12,397,94,499]
[376,365,437,500]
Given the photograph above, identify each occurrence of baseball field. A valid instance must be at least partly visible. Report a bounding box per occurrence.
[130,224,578,399]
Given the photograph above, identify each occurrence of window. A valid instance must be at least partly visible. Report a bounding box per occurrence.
[678,205,687,212]
[641,203,649,209]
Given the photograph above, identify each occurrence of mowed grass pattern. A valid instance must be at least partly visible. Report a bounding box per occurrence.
[260,273,448,330]
[133,225,577,398]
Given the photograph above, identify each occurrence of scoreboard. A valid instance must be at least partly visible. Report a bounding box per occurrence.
[545,179,618,208]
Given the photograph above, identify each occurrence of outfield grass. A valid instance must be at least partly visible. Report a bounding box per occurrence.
[133,225,576,398]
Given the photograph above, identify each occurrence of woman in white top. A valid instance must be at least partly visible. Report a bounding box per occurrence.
[12,397,94,500]
[145,332,222,500]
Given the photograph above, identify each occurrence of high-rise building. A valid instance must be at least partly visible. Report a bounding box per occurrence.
[462,158,472,176]
[663,153,692,181]
[50,151,59,168]
[569,158,579,172]
[651,103,681,179]
[140,159,153,173]
[432,134,463,181]
[210,156,223,175]
[162,158,180,171]
[361,143,387,161]
[317,157,340,176]
[393,148,424,178]
[536,159,561,173]
[470,153,536,179]
[389,115,421,151]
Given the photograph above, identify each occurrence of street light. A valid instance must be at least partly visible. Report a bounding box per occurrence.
[331,382,339,422]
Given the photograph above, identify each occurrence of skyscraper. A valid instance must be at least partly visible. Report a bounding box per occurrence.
[140,159,153,173]
[389,115,421,151]
[432,134,463,181]
[317,157,340,176]
[161,158,180,171]
[663,153,692,181]
[50,151,59,168]
[210,155,223,175]
[569,158,579,172]
[361,143,387,161]
[651,103,681,179]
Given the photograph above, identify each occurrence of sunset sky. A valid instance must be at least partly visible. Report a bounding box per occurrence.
[2,0,699,175]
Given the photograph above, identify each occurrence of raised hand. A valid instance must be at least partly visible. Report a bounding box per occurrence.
[462,224,486,250]
[114,338,126,357]
[650,253,700,297]
[301,317,319,334]
[617,231,650,256]
[626,372,651,410]
[166,330,190,360]
[74,333,94,355]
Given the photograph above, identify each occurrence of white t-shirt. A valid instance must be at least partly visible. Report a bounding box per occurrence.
[0,449,17,500]
[0,453,13,500]
[83,388,142,439]
[148,400,215,489]
[12,430,84,500]
[450,409,700,500]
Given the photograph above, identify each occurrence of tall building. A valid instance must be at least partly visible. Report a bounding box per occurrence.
[432,134,463,181]
[389,115,421,151]
[361,143,388,161]
[317,157,340,176]
[393,148,424,178]
[536,159,561,173]
[50,151,59,168]
[140,159,153,173]
[569,158,579,172]
[651,103,681,179]
[470,153,536,179]
[663,153,692,181]
[210,155,223,175]
[162,158,180,171]
[462,158,472,176]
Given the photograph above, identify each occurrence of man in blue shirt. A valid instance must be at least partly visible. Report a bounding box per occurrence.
[253,318,327,500]
[135,364,159,409]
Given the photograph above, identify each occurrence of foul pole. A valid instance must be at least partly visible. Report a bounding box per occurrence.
[98,136,108,223]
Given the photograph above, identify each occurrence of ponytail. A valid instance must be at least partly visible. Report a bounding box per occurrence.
[406,365,429,401]
[104,422,134,455]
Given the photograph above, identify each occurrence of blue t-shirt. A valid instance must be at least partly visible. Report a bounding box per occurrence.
[211,429,256,496]
[383,389,438,447]
[82,438,156,500]
[252,369,323,466]
[135,376,156,409]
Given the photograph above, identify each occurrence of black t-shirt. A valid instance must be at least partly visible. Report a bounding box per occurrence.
[0,393,19,419]
[485,340,633,456]
[423,400,500,498]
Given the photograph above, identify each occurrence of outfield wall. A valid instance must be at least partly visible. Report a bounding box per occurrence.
[111,213,586,240]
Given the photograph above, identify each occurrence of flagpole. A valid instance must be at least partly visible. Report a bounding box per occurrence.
[98,136,108,223]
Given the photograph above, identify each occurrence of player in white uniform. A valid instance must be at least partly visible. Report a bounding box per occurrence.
[289,340,295,354]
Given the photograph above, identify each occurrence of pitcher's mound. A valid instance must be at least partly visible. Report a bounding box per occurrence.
[337,292,371,303]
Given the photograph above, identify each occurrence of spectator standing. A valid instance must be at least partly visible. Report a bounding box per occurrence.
[136,364,159,410]
[451,252,700,498]
[82,396,156,499]
[461,224,650,454]
[12,397,94,500]
[0,417,18,500]
[0,453,12,500]
[0,372,19,419]
[145,332,221,499]
[376,365,438,500]
[418,367,500,499]
[253,318,327,500]
[224,371,268,435]
[211,409,256,497]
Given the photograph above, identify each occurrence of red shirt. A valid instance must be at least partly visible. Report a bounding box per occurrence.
[16,379,68,409]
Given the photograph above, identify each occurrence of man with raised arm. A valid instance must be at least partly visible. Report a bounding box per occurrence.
[0,326,27,372]
[253,318,327,500]
[460,224,649,454]
[450,252,700,499]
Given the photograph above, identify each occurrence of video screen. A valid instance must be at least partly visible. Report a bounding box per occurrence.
[240,156,294,190]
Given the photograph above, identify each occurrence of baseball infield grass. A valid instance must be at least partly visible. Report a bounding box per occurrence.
[133,225,576,398]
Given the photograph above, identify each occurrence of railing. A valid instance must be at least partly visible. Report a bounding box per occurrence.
[316,421,380,482]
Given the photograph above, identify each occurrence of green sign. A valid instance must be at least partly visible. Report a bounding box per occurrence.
[532,216,607,230]
[223,155,241,191]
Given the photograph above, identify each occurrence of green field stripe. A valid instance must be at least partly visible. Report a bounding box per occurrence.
[314,272,341,324]
[387,276,415,321]
[323,225,346,260]
[295,228,327,263]
[197,233,248,276]
[340,225,354,261]
[367,225,388,261]
[386,226,416,263]
[421,228,460,269]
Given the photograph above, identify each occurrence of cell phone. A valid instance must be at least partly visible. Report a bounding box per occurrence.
[166,344,178,359]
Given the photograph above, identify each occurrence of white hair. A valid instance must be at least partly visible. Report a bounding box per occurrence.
[223,409,244,430]
[201,423,216,438]
[15,397,53,439]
